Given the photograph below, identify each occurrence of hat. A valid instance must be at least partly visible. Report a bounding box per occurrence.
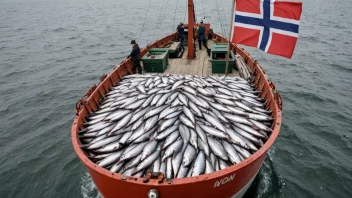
[131,40,136,44]
[180,22,184,25]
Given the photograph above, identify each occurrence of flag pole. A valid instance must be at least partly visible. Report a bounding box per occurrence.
[225,0,236,76]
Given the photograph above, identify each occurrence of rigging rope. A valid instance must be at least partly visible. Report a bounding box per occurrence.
[219,0,230,35]
[153,0,168,39]
[200,0,205,18]
[172,0,179,32]
[156,0,171,38]
[138,0,153,41]
[214,0,227,36]
[183,0,187,23]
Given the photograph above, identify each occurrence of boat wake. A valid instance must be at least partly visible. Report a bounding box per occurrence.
[81,172,102,198]
[244,148,284,198]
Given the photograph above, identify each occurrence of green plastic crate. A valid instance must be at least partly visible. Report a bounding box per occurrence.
[141,48,168,73]
[210,44,235,73]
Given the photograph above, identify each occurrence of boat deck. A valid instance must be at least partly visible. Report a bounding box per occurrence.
[145,40,240,77]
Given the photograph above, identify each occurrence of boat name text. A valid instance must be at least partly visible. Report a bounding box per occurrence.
[214,173,236,188]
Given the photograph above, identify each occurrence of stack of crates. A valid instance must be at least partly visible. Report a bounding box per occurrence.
[141,48,169,73]
[210,44,235,74]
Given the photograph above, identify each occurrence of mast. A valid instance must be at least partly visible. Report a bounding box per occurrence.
[188,0,195,59]
[225,0,236,75]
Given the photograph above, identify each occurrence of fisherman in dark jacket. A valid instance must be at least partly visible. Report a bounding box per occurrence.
[197,21,209,51]
[177,22,185,51]
[127,40,142,74]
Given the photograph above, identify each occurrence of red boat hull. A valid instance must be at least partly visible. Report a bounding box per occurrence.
[72,32,282,198]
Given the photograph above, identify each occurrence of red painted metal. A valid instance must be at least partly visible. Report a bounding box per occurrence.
[187,0,195,59]
[72,32,282,198]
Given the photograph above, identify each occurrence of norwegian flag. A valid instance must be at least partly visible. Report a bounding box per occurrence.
[231,0,303,58]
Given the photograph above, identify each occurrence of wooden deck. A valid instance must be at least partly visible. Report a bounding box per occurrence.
[145,40,240,77]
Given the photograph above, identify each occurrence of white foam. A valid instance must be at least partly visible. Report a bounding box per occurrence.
[81,172,102,198]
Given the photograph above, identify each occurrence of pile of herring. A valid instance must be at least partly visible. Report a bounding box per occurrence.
[78,74,273,179]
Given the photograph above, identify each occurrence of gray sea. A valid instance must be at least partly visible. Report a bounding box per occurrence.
[0,0,351,197]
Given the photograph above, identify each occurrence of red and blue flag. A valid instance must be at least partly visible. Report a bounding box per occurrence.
[231,0,303,58]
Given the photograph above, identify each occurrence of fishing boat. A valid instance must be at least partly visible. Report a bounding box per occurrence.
[72,0,282,197]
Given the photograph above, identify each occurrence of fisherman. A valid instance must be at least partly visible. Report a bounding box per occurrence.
[197,21,209,52]
[127,40,142,74]
[177,22,185,51]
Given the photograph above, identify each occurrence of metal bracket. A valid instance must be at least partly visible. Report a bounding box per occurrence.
[143,171,165,184]
[75,98,87,116]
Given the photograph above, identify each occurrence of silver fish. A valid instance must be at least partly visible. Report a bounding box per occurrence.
[118,142,148,163]
[176,162,189,178]
[233,144,251,159]
[180,114,195,129]
[162,139,183,162]
[142,94,155,108]
[163,131,180,149]
[136,84,146,94]
[198,124,228,139]
[144,115,159,132]
[188,100,202,117]
[183,106,195,124]
[178,93,189,106]
[164,110,183,120]
[191,151,206,176]
[144,105,168,119]
[127,107,151,126]
[156,92,173,107]
[85,135,121,150]
[172,149,184,176]
[197,137,210,160]
[222,113,253,127]
[159,160,166,174]
[155,125,178,140]
[109,112,134,135]
[165,92,179,104]
[166,157,173,179]
[195,124,207,143]
[219,159,229,169]
[153,156,161,172]
[180,85,197,95]
[203,113,226,132]
[133,150,161,174]
[249,119,273,132]
[141,140,158,160]
[182,144,197,166]
[125,154,142,169]
[207,136,228,161]
[97,149,124,167]
[172,80,185,91]
[225,127,250,149]
[204,158,215,174]
[189,129,198,150]
[179,124,190,152]
[151,94,163,106]
[119,131,133,145]
[221,140,241,164]
[171,98,182,107]
[110,161,125,173]
[233,123,267,139]
[210,153,216,167]
[158,117,178,132]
